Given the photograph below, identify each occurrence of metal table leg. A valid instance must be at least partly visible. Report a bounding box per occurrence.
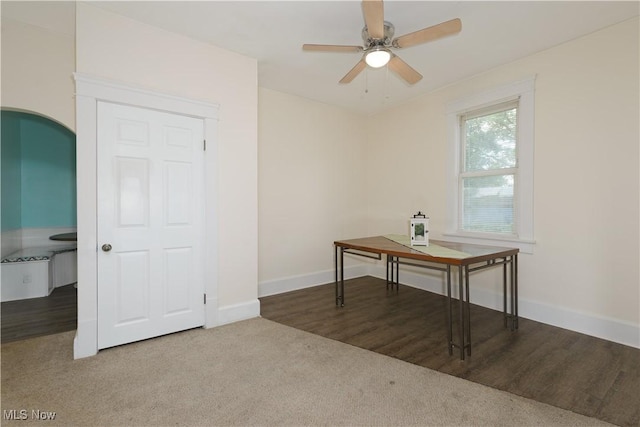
[502,254,519,331]
[458,266,465,360]
[393,256,399,292]
[511,254,519,330]
[334,244,338,305]
[336,247,383,306]
[386,255,390,290]
[447,265,453,356]
[340,247,345,306]
[503,259,508,328]
[334,245,345,307]
[450,265,472,360]
[386,255,399,292]
[465,265,471,357]
[510,254,515,330]
[386,255,395,291]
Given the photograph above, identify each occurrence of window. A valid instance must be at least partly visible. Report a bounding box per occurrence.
[446,78,535,253]
[461,101,518,234]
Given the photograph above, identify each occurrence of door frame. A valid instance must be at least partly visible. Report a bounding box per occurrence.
[74,73,220,359]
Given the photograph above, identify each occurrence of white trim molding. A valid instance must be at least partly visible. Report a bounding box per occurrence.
[217,299,261,326]
[259,264,369,298]
[73,73,220,359]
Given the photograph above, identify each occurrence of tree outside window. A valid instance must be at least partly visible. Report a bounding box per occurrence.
[460,102,518,235]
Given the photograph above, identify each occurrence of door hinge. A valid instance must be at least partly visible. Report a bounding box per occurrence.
[203,139,206,151]
[204,293,207,304]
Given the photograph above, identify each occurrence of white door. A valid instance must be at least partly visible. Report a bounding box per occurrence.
[97,102,205,349]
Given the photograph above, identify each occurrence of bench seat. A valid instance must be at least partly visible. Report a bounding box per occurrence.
[1,245,77,302]
[1,245,77,263]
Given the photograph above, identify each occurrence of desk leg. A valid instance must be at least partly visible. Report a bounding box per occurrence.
[386,255,394,291]
[458,266,465,360]
[340,247,345,306]
[504,254,519,331]
[386,256,399,292]
[386,255,390,290]
[465,265,471,357]
[334,245,339,305]
[447,265,453,356]
[335,246,345,307]
[512,254,519,330]
[394,256,399,292]
[503,260,508,328]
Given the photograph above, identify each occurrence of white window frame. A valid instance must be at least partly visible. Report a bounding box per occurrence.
[445,77,536,253]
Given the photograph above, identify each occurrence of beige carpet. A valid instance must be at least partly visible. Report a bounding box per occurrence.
[1,318,611,426]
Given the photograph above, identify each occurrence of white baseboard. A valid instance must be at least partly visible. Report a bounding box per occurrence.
[258,264,368,297]
[368,264,640,349]
[73,299,251,358]
[517,298,640,349]
[74,319,98,359]
[217,299,261,326]
[260,262,640,349]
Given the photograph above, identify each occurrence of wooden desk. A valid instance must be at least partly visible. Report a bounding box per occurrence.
[334,235,519,360]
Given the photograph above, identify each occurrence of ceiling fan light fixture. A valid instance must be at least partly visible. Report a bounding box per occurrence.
[365,48,391,68]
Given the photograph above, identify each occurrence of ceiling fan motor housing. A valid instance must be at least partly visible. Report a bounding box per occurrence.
[362,21,395,49]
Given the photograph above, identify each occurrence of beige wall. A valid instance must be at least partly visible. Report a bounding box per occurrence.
[364,17,639,341]
[0,18,75,129]
[76,3,258,306]
[258,18,639,346]
[75,3,259,311]
[258,88,369,293]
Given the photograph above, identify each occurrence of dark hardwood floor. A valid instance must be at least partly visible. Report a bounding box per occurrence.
[1,284,77,343]
[260,276,640,427]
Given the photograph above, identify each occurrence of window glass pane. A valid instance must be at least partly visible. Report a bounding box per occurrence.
[462,175,514,234]
[464,108,517,172]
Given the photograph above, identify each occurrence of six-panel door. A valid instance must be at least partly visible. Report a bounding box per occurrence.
[97,102,205,349]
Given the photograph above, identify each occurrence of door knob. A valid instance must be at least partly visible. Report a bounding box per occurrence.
[101,244,112,252]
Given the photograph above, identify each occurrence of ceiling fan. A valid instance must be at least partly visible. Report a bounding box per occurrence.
[302,0,462,85]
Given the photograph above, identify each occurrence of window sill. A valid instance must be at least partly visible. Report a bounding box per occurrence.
[442,232,535,254]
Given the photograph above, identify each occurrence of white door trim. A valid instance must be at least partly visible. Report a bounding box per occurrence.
[74,73,220,359]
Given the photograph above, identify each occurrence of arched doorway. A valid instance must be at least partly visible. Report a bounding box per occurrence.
[1,109,78,342]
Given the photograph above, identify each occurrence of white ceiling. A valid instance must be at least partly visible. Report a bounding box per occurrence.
[4,1,638,115]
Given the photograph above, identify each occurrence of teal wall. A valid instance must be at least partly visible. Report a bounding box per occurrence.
[1,111,76,231]
[1,111,22,231]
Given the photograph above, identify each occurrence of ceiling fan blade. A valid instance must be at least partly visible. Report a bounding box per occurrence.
[393,18,462,49]
[303,44,363,53]
[362,0,384,39]
[388,55,423,85]
[339,59,367,84]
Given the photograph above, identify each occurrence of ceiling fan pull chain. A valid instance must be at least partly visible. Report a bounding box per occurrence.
[365,67,369,94]
[384,65,390,102]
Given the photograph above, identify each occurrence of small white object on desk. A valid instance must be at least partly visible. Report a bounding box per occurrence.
[410,211,429,246]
